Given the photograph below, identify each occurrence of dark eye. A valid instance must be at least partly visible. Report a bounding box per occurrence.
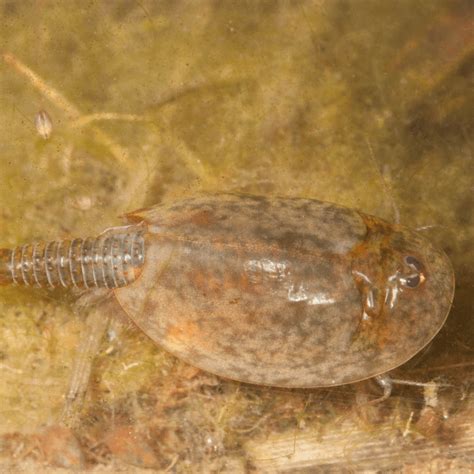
[400,256,426,289]
[402,274,421,288]
[404,255,423,272]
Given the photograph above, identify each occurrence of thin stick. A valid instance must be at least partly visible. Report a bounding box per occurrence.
[364,136,400,224]
[3,52,80,118]
[72,113,148,128]
[406,361,474,373]
[2,52,130,166]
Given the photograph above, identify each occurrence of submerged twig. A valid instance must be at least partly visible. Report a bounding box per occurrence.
[364,136,401,224]
[2,52,130,166]
[72,113,148,128]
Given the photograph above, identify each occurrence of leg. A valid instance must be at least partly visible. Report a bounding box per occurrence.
[61,290,115,425]
[370,374,451,404]
[370,374,394,404]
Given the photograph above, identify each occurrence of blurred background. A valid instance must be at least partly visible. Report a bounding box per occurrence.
[0,1,472,471]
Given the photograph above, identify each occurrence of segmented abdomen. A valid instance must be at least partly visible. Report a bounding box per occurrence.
[0,230,145,289]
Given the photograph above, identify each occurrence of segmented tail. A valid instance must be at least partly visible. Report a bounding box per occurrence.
[0,228,145,289]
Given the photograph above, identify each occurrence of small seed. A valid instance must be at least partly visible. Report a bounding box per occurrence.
[35,109,53,139]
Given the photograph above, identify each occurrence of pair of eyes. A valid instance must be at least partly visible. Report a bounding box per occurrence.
[400,255,425,289]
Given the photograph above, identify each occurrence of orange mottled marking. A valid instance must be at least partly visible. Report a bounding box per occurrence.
[188,268,264,296]
[165,321,214,353]
[167,321,201,343]
[189,210,215,227]
[190,270,222,294]
[123,208,150,223]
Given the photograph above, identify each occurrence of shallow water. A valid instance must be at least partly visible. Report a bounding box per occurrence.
[0,1,472,471]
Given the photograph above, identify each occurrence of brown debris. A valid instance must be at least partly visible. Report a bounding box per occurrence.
[103,424,159,469]
[0,425,84,469]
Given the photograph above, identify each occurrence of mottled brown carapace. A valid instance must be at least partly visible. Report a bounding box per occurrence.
[0,195,455,388]
[114,194,455,388]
